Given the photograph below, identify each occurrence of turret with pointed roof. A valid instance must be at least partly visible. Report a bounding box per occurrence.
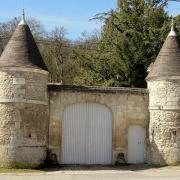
[146,19,180,80]
[147,19,180,165]
[0,11,48,71]
[0,12,49,168]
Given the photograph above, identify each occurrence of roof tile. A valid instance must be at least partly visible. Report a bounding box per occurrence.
[0,23,48,71]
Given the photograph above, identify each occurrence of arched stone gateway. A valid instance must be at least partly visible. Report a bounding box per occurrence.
[0,12,179,168]
[62,103,112,165]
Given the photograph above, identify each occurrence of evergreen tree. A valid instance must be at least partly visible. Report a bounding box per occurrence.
[97,0,170,87]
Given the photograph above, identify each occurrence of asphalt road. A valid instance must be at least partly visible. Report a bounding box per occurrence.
[0,165,180,180]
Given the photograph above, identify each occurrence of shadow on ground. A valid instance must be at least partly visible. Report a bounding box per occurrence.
[42,164,165,172]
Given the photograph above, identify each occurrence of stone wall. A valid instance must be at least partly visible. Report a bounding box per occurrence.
[0,68,48,104]
[48,85,149,164]
[0,67,48,168]
[148,79,180,165]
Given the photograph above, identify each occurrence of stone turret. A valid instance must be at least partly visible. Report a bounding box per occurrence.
[146,20,180,165]
[0,12,49,168]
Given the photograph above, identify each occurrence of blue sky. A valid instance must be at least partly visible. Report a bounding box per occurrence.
[0,0,179,39]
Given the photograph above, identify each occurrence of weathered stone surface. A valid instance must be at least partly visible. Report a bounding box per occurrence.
[0,69,47,104]
[148,80,180,110]
[147,79,180,165]
[48,86,149,164]
[0,68,48,167]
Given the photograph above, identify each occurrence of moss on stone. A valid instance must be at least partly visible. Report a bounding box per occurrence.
[0,161,42,169]
[0,167,44,173]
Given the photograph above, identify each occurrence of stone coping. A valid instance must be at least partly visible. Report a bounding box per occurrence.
[0,67,49,75]
[48,84,148,95]
[147,76,180,81]
[149,107,180,110]
[0,99,48,105]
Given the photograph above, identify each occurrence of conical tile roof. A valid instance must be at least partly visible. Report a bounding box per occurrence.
[146,22,180,80]
[0,13,48,71]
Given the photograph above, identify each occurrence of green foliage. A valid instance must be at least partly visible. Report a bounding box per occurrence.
[0,2,180,87]
[175,15,180,37]
[73,0,180,88]
[90,0,171,87]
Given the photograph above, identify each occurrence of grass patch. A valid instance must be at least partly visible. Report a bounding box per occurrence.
[0,167,45,173]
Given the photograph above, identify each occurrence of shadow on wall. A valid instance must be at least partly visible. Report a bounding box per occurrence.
[145,118,166,166]
[146,138,166,166]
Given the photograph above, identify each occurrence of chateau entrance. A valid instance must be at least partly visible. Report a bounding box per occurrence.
[62,103,112,165]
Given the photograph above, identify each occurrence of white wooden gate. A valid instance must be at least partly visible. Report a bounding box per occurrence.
[128,125,145,164]
[62,103,112,164]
